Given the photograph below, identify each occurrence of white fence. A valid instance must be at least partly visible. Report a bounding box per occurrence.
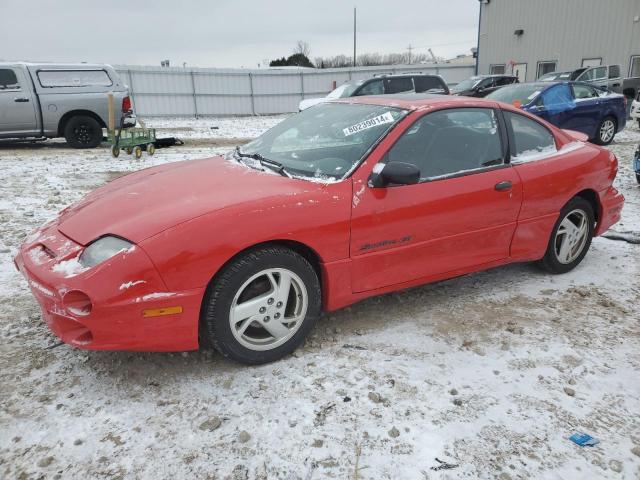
[114,64,475,117]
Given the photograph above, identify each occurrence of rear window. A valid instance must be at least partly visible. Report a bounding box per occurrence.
[37,70,113,88]
[486,84,544,106]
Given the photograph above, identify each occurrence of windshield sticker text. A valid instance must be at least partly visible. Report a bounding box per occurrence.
[343,112,395,137]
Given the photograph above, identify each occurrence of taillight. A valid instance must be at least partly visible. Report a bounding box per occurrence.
[122,96,132,113]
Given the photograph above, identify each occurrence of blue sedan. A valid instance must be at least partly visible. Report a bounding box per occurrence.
[487,81,627,145]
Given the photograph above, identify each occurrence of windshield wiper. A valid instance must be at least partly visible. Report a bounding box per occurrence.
[234,146,291,178]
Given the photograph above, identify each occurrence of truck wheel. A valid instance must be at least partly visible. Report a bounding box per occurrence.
[64,115,103,149]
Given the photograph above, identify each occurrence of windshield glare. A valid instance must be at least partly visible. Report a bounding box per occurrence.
[238,103,407,181]
[326,83,358,99]
[486,84,544,105]
[452,77,481,91]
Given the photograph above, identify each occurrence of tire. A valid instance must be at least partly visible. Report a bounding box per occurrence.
[134,146,142,159]
[147,143,155,156]
[111,146,120,158]
[636,173,640,184]
[63,115,103,149]
[125,147,133,155]
[201,247,321,364]
[538,197,595,274]
[594,116,616,145]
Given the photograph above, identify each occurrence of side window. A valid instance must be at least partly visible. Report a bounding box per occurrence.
[386,108,504,180]
[505,111,556,163]
[355,79,384,96]
[413,76,446,93]
[592,67,607,80]
[539,84,574,112]
[573,84,598,100]
[0,69,21,91]
[385,77,414,94]
[37,70,113,87]
[608,65,620,79]
[579,69,595,81]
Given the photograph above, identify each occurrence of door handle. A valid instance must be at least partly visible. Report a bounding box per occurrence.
[14,98,29,103]
[495,180,512,191]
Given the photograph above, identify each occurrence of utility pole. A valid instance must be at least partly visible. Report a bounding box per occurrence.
[407,44,413,64]
[353,7,357,67]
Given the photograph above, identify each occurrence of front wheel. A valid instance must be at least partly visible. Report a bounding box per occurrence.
[594,116,616,145]
[201,247,321,364]
[538,197,594,274]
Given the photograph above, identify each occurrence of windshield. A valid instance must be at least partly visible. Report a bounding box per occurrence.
[486,84,545,106]
[539,71,571,81]
[451,77,482,92]
[326,82,359,99]
[237,103,407,181]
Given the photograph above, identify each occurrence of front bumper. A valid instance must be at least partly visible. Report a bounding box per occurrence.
[15,221,202,351]
[595,186,624,236]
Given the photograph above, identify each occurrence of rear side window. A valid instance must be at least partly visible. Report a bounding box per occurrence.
[386,108,503,180]
[37,70,113,88]
[505,111,556,163]
[385,77,414,94]
[573,84,598,100]
[414,76,447,93]
[0,69,20,90]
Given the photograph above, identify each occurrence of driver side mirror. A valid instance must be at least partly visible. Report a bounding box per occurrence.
[369,162,421,188]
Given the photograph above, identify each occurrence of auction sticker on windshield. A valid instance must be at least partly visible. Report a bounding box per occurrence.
[343,112,395,136]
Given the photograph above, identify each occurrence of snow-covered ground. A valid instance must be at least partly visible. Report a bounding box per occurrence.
[0,117,639,479]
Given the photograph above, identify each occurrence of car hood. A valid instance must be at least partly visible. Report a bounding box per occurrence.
[57,156,325,245]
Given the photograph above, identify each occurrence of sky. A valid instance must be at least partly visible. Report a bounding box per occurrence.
[1,0,479,68]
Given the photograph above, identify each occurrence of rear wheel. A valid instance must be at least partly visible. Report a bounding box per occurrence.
[201,247,321,364]
[594,116,616,145]
[538,197,594,274]
[64,115,103,148]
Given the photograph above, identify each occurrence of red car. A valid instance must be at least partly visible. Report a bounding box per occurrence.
[15,96,624,364]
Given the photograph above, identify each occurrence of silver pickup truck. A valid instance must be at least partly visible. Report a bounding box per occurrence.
[0,62,135,148]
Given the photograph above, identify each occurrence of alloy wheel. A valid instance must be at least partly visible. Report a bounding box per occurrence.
[229,268,308,351]
[599,119,615,144]
[554,209,589,264]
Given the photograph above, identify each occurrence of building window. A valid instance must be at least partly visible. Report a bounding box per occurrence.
[490,64,505,75]
[581,58,602,68]
[536,61,557,79]
[630,56,640,78]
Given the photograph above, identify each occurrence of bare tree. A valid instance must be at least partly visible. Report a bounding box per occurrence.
[293,41,311,58]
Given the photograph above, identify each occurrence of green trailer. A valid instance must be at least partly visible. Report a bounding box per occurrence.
[108,127,157,158]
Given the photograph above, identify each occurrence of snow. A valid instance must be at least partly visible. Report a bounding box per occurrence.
[118,280,146,291]
[51,255,88,278]
[0,117,639,479]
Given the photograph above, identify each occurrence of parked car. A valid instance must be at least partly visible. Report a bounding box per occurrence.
[450,74,518,97]
[630,90,640,128]
[487,81,626,145]
[298,74,449,110]
[15,96,623,364]
[0,62,135,148]
[538,65,640,100]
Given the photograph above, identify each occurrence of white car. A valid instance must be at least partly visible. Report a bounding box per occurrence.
[631,95,640,128]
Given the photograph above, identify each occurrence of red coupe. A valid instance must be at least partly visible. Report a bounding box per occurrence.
[15,95,624,364]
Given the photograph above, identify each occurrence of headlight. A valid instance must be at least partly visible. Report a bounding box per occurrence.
[79,236,134,268]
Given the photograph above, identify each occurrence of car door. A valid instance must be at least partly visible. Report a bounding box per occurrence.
[568,83,601,137]
[0,67,39,137]
[349,107,523,293]
[475,78,497,97]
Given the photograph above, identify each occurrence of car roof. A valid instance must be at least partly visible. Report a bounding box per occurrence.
[0,61,112,70]
[368,73,443,80]
[333,93,501,110]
